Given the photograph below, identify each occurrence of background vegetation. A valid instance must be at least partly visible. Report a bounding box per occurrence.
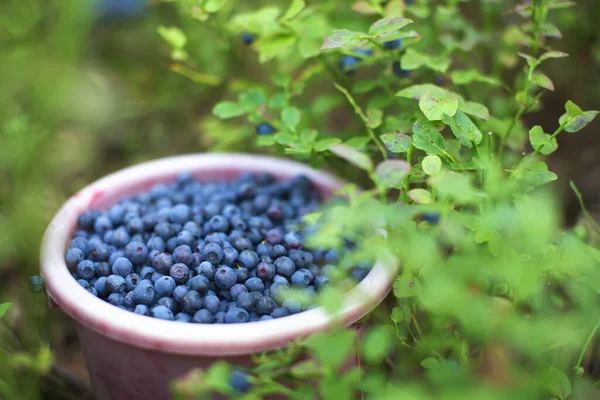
[0,0,599,399]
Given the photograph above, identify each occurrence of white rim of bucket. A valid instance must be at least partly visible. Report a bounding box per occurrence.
[40,153,398,356]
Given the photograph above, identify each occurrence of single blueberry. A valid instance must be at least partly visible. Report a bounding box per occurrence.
[182,290,203,314]
[154,222,175,240]
[132,279,155,305]
[259,315,273,321]
[214,311,226,323]
[238,250,259,270]
[155,276,176,297]
[225,307,250,324]
[392,61,411,77]
[77,260,96,281]
[139,266,155,280]
[314,274,330,290]
[256,261,276,281]
[147,236,166,252]
[169,204,191,224]
[271,244,287,258]
[283,298,302,314]
[187,275,209,295]
[107,293,124,306]
[274,256,296,277]
[242,32,254,45]
[124,291,136,308]
[245,277,265,292]
[125,273,142,291]
[203,295,221,314]
[283,232,301,249]
[134,304,150,316]
[255,296,275,316]
[383,38,402,49]
[125,241,148,264]
[65,248,84,271]
[173,285,190,304]
[126,217,144,234]
[340,55,359,74]
[112,257,133,277]
[174,312,192,322]
[192,309,215,324]
[230,283,248,300]
[237,292,255,312]
[209,215,229,233]
[77,210,98,230]
[422,212,440,225]
[94,215,113,234]
[291,270,311,287]
[354,48,373,56]
[202,242,224,265]
[152,252,173,274]
[288,249,313,269]
[215,266,237,289]
[256,123,275,135]
[157,296,179,314]
[270,307,290,318]
[222,247,239,267]
[151,305,174,320]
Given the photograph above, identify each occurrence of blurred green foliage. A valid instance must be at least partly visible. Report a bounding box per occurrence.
[0,0,599,399]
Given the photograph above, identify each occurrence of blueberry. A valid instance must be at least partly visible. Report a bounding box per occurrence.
[174,312,192,322]
[230,283,248,300]
[112,257,133,277]
[154,222,175,240]
[340,56,359,74]
[288,249,313,269]
[70,237,90,255]
[238,250,259,270]
[124,291,136,308]
[94,276,108,297]
[270,307,290,318]
[139,266,155,280]
[422,212,440,224]
[106,274,127,294]
[173,285,190,304]
[241,32,254,45]
[192,309,215,324]
[134,304,150,316]
[125,241,148,264]
[155,276,176,297]
[132,279,155,305]
[202,243,223,265]
[256,262,276,281]
[237,292,255,312]
[244,277,265,292]
[126,217,144,234]
[225,307,250,323]
[255,296,275,315]
[151,305,174,320]
[169,204,191,224]
[215,266,237,289]
[283,298,302,314]
[256,243,273,257]
[236,268,250,283]
[354,48,373,56]
[324,249,339,264]
[78,210,98,230]
[152,252,173,274]
[256,123,275,135]
[89,242,110,262]
[392,62,411,77]
[65,248,84,271]
[222,247,239,266]
[157,296,179,314]
[147,236,166,252]
[125,273,142,291]
[291,270,311,287]
[271,244,287,258]
[187,275,208,295]
[314,275,329,290]
[107,292,124,306]
[182,290,203,314]
[214,311,226,323]
[274,256,296,277]
[203,295,221,314]
[383,38,402,49]
[259,315,273,321]
[209,215,229,232]
[350,267,369,282]
[111,227,131,248]
[194,261,214,280]
[94,215,113,234]
[77,260,96,281]
[283,232,301,249]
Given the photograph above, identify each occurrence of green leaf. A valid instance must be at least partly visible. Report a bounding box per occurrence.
[380,133,412,153]
[0,303,11,319]
[306,329,355,370]
[157,26,187,48]
[421,357,439,369]
[511,157,558,192]
[422,155,442,175]
[203,0,226,13]
[408,189,432,204]
[239,89,266,109]
[419,90,459,121]
[412,120,448,156]
[393,274,421,298]
[391,306,405,323]
[366,108,383,128]
[290,360,323,379]
[345,136,371,149]
[212,101,246,119]
[353,80,379,94]
[451,69,502,86]
[281,0,305,21]
[429,171,482,204]
[442,111,482,148]
[401,48,450,73]
[543,367,571,400]
[529,126,557,155]
[458,100,490,120]
[329,143,373,170]
[321,29,363,50]
[257,135,276,146]
[538,51,569,62]
[532,72,554,91]
[397,84,455,101]
[314,138,341,152]
[368,17,413,38]
[255,34,297,63]
[281,107,301,129]
[361,326,393,363]
[558,100,599,133]
[375,160,411,189]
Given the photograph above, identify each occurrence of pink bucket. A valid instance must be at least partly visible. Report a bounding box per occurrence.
[40,154,398,400]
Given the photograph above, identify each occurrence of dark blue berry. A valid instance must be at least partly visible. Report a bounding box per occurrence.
[173,285,190,304]
[256,123,275,135]
[255,296,275,315]
[214,311,226,323]
[134,304,150,315]
[169,204,191,224]
[203,295,220,314]
[392,62,411,77]
[182,290,203,314]
[151,305,174,320]
[244,277,265,292]
[202,243,223,265]
[155,276,176,297]
[107,292,124,306]
[314,275,329,290]
[152,252,173,274]
[238,250,259,270]
[125,273,142,291]
[225,307,250,323]
[256,261,276,280]
[283,298,302,314]
[283,232,301,249]
[270,307,290,318]
[274,256,296,277]
[215,266,237,289]
[383,38,402,49]
[242,32,254,45]
[291,270,311,287]
[77,210,98,230]
[65,248,84,271]
[422,212,440,224]
[169,263,190,285]
[187,275,209,295]
[237,292,255,311]
[132,279,155,305]
[112,257,133,277]
[157,296,179,314]
[340,56,359,74]
[193,309,215,323]
[174,312,192,322]
[125,241,148,264]
[94,215,113,234]
[77,260,96,281]
[230,283,248,300]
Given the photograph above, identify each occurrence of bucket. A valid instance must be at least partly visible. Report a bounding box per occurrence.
[40,154,398,400]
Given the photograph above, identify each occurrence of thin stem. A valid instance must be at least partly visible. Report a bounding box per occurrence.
[570,181,600,233]
[401,144,414,203]
[533,123,565,155]
[574,318,600,372]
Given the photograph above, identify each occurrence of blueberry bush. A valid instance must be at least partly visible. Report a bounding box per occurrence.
[0,0,599,399]
[156,1,600,399]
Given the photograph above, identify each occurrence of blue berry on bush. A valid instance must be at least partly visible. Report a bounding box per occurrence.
[256,123,275,135]
[242,32,254,45]
[383,38,402,49]
[392,62,411,77]
[340,56,359,74]
[422,212,440,225]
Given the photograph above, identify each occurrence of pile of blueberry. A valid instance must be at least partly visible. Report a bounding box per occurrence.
[65,172,367,323]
